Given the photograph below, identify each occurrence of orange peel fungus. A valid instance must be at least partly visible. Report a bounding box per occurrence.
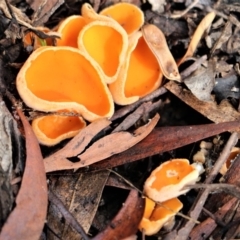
[56,15,87,48]
[78,20,128,84]
[109,31,162,105]
[16,46,114,122]
[32,113,86,146]
[144,159,201,202]
[139,197,183,235]
[100,2,144,35]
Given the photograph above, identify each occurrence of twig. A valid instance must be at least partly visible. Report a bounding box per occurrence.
[111,87,167,121]
[170,0,199,19]
[48,190,90,240]
[202,207,225,227]
[180,55,207,80]
[174,132,239,240]
[186,183,240,199]
[112,102,152,133]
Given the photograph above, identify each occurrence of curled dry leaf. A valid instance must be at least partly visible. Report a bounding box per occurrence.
[88,121,240,172]
[184,59,215,102]
[92,189,145,240]
[178,12,216,66]
[142,24,181,81]
[0,109,48,240]
[44,118,111,172]
[44,114,159,172]
[77,114,159,166]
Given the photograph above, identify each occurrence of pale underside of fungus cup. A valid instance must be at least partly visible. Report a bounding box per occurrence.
[78,20,129,84]
[32,113,86,146]
[99,2,144,35]
[144,159,200,202]
[16,46,114,122]
[109,31,162,105]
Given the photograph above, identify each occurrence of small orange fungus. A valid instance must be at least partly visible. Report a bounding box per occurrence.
[144,159,200,202]
[56,16,87,48]
[23,27,53,49]
[109,31,162,105]
[78,20,128,83]
[220,147,240,175]
[100,3,144,35]
[32,113,86,146]
[16,46,114,122]
[139,197,183,235]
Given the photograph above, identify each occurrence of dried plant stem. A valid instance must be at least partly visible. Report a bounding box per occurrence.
[180,55,207,80]
[187,183,240,200]
[170,0,199,19]
[111,87,167,121]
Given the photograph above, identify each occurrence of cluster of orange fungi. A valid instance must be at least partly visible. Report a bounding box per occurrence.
[17,3,180,146]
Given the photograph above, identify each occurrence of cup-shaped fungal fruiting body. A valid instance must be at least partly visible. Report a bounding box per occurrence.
[78,20,128,84]
[56,16,87,48]
[109,31,162,105]
[32,113,86,146]
[16,46,114,122]
[100,2,144,35]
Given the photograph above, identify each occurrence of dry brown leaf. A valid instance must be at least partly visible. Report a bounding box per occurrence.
[45,114,159,172]
[142,24,181,81]
[0,1,60,40]
[47,171,109,239]
[92,189,145,240]
[165,81,240,128]
[88,121,240,172]
[178,11,216,66]
[184,59,215,101]
[44,118,111,172]
[0,109,48,240]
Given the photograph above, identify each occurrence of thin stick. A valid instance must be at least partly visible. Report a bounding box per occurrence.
[111,87,167,121]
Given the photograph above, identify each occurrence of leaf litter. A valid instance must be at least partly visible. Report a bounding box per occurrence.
[2,0,240,239]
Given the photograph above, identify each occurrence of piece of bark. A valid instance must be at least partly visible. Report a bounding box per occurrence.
[0,99,20,228]
[189,198,238,239]
[205,154,240,213]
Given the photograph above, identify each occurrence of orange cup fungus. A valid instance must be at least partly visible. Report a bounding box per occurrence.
[144,159,201,202]
[109,31,162,105]
[220,147,240,175]
[16,46,114,122]
[56,16,87,48]
[17,2,181,145]
[32,113,86,146]
[139,197,183,236]
[100,2,144,35]
[78,20,128,84]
